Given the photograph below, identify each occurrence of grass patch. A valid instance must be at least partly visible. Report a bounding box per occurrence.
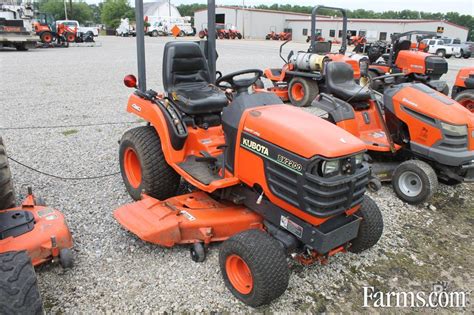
[61,129,79,136]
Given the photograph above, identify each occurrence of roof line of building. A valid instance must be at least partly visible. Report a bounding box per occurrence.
[285,18,469,30]
[195,6,329,18]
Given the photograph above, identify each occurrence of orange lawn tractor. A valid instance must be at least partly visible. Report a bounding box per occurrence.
[451,67,474,113]
[33,12,77,46]
[0,137,73,313]
[114,1,383,306]
[364,31,449,95]
[227,27,242,39]
[312,62,474,204]
[265,30,280,40]
[255,5,365,107]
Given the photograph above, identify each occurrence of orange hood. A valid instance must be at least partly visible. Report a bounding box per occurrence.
[241,105,366,159]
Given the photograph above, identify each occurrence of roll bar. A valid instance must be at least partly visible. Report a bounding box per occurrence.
[134,0,218,91]
[310,5,347,54]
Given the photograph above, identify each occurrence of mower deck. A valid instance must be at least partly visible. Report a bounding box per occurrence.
[0,195,73,266]
[114,192,263,247]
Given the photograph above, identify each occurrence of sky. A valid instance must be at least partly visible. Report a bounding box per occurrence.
[84,0,474,15]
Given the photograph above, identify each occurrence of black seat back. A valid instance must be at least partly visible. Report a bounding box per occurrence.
[326,62,354,86]
[325,62,371,102]
[393,39,411,62]
[163,41,211,92]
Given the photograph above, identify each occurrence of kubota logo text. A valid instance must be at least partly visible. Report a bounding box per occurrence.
[242,138,269,156]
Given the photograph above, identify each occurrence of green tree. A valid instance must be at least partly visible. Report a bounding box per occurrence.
[38,0,93,24]
[101,0,134,29]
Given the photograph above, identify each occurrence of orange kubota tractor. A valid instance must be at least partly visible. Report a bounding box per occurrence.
[451,67,474,113]
[114,0,383,307]
[311,62,474,204]
[0,137,73,312]
[364,31,449,95]
[33,12,77,45]
[255,5,366,107]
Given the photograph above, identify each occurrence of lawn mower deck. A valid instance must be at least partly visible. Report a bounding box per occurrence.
[0,191,73,267]
[114,192,263,248]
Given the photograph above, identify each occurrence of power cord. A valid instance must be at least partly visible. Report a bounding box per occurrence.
[0,121,141,131]
[8,156,120,180]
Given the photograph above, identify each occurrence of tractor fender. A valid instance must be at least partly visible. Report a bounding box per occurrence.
[311,93,355,122]
[126,94,187,161]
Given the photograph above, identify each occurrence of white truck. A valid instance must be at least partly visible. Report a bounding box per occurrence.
[0,2,37,50]
[146,16,194,37]
[56,20,99,37]
[421,38,461,58]
[440,38,471,59]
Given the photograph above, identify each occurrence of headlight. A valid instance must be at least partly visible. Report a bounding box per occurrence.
[355,153,364,165]
[321,160,339,175]
[440,122,467,136]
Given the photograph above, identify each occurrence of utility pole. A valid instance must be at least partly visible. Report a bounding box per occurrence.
[241,0,245,39]
[64,0,68,19]
[168,0,171,17]
[69,0,72,20]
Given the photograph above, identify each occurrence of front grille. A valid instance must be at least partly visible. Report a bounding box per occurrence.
[265,159,369,218]
[438,134,468,151]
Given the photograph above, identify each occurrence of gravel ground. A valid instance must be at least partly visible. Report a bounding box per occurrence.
[0,36,473,313]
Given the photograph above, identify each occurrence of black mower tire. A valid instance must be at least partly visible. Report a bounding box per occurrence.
[219,229,289,307]
[0,137,15,210]
[392,160,438,205]
[59,248,74,268]
[119,126,180,201]
[454,89,474,112]
[349,196,383,253]
[0,251,43,315]
[288,77,319,107]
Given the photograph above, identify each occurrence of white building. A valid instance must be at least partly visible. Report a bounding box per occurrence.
[194,6,469,41]
[143,1,181,18]
[194,6,328,39]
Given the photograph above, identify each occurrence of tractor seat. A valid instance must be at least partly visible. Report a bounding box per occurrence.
[325,62,371,102]
[163,41,228,115]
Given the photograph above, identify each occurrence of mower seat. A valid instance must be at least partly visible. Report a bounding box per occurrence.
[325,62,371,102]
[163,41,228,115]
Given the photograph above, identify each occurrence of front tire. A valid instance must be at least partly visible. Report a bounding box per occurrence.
[349,196,383,253]
[392,160,438,204]
[219,229,289,307]
[454,89,474,113]
[0,137,15,210]
[436,49,446,57]
[119,126,180,201]
[0,251,43,314]
[288,77,319,107]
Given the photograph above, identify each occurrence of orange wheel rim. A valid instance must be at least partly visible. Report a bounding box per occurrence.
[226,254,253,295]
[43,34,52,42]
[68,35,75,42]
[124,148,142,188]
[291,82,305,101]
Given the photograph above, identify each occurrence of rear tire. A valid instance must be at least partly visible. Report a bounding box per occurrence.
[0,251,43,314]
[454,89,474,113]
[349,196,383,253]
[288,77,319,107]
[219,229,289,307]
[392,160,438,205]
[0,137,15,210]
[119,126,180,201]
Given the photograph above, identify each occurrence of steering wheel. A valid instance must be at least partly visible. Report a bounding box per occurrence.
[216,69,263,91]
